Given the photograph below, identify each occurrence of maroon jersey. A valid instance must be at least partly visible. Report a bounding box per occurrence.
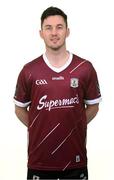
[14,53,101,171]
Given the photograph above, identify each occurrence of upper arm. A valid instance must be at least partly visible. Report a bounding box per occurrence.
[15,104,29,127]
[14,66,31,108]
[15,104,28,116]
[84,62,101,105]
[85,103,99,123]
[86,103,99,112]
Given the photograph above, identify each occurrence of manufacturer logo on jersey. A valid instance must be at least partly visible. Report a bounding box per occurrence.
[35,79,48,85]
[70,78,79,88]
[33,175,39,180]
[52,76,64,80]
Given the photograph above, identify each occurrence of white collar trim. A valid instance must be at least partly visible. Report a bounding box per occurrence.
[43,52,73,73]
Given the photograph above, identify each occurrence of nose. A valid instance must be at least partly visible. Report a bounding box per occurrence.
[51,27,57,35]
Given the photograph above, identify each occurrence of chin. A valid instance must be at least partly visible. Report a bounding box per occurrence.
[50,44,64,51]
[51,47,61,51]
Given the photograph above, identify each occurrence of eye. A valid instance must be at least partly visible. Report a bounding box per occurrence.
[44,25,52,30]
[57,25,63,29]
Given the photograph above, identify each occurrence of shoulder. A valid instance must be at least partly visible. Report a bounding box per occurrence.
[72,54,94,71]
[24,55,43,70]
[18,55,43,78]
[73,54,91,64]
[20,55,44,75]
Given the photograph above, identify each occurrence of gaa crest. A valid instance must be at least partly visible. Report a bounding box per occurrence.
[70,78,79,88]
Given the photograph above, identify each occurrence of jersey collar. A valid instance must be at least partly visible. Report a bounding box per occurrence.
[43,52,73,73]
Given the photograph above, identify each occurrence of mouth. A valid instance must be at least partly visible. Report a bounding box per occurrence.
[50,38,60,43]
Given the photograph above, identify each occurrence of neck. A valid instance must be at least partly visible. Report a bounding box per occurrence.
[45,47,70,68]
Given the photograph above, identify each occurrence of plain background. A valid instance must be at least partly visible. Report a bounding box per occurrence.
[0,0,114,179]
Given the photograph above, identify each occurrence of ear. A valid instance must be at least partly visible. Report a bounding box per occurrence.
[39,30,43,39]
[66,28,70,37]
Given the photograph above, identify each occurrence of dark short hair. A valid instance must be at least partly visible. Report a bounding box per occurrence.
[41,6,68,28]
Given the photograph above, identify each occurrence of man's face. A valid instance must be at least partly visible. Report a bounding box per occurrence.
[40,15,69,51]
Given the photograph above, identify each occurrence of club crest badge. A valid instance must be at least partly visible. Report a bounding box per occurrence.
[70,78,79,88]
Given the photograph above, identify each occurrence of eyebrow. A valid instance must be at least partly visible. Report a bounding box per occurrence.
[44,24,64,28]
[44,25,51,28]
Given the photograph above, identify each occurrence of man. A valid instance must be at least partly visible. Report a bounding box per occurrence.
[14,6,101,180]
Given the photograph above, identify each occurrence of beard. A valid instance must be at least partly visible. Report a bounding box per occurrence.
[46,41,66,51]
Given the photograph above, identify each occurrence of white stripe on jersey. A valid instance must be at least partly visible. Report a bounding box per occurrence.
[70,60,86,74]
[63,161,71,171]
[36,123,60,148]
[51,128,75,155]
[29,112,41,128]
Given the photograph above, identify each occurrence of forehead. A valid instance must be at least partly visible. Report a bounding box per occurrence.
[42,15,66,26]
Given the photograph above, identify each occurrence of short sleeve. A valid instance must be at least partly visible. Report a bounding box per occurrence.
[84,63,101,105]
[14,66,31,107]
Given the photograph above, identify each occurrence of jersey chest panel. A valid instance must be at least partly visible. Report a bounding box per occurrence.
[29,65,85,113]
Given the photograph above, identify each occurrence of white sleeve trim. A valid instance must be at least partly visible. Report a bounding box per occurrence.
[84,97,102,105]
[14,99,31,107]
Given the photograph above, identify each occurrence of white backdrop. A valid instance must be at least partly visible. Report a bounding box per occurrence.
[0,0,114,179]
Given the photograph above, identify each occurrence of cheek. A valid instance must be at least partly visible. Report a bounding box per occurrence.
[41,34,49,42]
[60,33,68,40]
